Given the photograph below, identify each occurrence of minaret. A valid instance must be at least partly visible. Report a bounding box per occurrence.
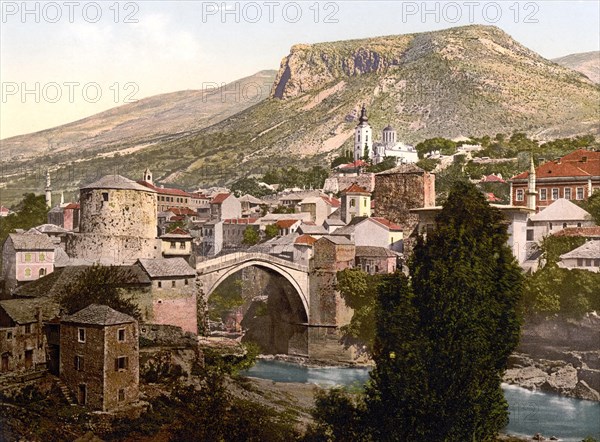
[143,168,153,184]
[45,169,52,208]
[526,155,537,211]
[354,104,372,162]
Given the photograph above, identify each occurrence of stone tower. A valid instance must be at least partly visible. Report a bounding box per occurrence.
[354,104,372,162]
[67,175,159,264]
[373,164,435,253]
[45,169,52,208]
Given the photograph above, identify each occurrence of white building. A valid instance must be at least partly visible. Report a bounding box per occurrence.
[558,240,600,272]
[353,105,418,165]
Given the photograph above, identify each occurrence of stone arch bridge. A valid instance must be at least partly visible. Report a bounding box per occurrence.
[196,252,310,318]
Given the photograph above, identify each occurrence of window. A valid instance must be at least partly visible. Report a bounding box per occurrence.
[157,281,162,288]
[363,199,367,207]
[170,242,176,249]
[39,252,45,262]
[539,189,547,201]
[185,279,189,286]
[102,192,109,202]
[549,223,553,230]
[563,223,568,229]
[24,268,31,277]
[118,389,125,402]
[577,223,582,228]
[39,268,46,277]
[78,328,86,343]
[552,188,559,200]
[74,355,84,371]
[576,187,584,200]
[564,188,572,200]
[526,229,534,241]
[172,280,176,288]
[594,259,600,267]
[24,253,32,263]
[577,258,584,266]
[350,199,356,207]
[586,259,592,267]
[115,356,128,371]
[24,324,32,334]
[7,332,13,340]
[118,329,126,342]
[179,242,186,249]
[515,189,524,201]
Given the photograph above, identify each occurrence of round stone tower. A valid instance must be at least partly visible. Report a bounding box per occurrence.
[68,175,159,264]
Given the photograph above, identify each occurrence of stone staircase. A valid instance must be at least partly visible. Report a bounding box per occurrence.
[55,379,77,406]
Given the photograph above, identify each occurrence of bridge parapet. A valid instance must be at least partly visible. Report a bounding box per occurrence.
[196,252,308,274]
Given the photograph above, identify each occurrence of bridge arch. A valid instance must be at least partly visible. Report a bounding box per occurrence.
[199,257,310,321]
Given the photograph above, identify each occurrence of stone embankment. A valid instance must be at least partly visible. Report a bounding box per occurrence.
[503,313,600,401]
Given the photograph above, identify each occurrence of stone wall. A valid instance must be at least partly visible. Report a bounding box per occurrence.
[66,234,161,265]
[150,278,197,334]
[374,168,435,253]
[103,322,139,411]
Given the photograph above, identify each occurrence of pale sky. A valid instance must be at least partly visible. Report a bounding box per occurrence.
[1,0,599,140]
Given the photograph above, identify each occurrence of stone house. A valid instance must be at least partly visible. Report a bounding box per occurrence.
[239,194,265,217]
[300,196,336,226]
[293,234,316,266]
[222,218,259,249]
[332,216,403,252]
[296,223,328,239]
[276,219,302,236]
[60,304,139,411]
[355,246,398,274]
[340,183,371,223]
[201,220,224,256]
[558,240,600,272]
[510,150,600,209]
[527,198,594,243]
[2,233,56,295]
[323,218,346,234]
[210,193,242,221]
[0,297,60,373]
[137,258,197,334]
[160,228,193,259]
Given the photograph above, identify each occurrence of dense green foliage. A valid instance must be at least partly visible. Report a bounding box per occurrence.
[242,226,260,245]
[578,190,600,224]
[208,274,244,322]
[231,177,273,198]
[521,236,600,318]
[415,137,457,159]
[365,156,397,173]
[416,157,440,172]
[265,224,279,239]
[336,268,379,352]
[0,194,49,246]
[59,264,142,319]
[316,181,523,441]
[262,166,329,190]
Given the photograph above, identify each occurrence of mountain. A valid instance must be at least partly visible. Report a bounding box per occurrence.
[0,70,277,161]
[552,51,600,84]
[1,25,598,206]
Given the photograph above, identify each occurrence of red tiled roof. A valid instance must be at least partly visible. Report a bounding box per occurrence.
[211,193,231,204]
[276,219,299,229]
[295,234,317,246]
[512,150,600,180]
[321,195,341,208]
[338,160,368,169]
[170,216,184,221]
[64,203,80,209]
[224,218,258,224]
[138,180,192,197]
[167,207,197,216]
[371,217,403,231]
[0,205,11,213]
[552,227,600,237]
[342,183,370,194]
[486,193,502,202]
[481,174,506,183]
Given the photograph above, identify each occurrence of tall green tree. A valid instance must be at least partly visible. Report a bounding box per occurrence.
[399,180,523,440]
[242,226,260,245]
[0,193,49,245]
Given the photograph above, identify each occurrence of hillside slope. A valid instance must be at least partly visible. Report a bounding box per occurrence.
[1,25,598,205]
[553,51,600,84]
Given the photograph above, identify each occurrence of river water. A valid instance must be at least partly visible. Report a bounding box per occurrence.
[243,360,600,441]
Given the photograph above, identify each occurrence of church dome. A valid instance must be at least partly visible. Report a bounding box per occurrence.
[383,125,394,132]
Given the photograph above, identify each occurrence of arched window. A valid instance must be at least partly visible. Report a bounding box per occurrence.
[24,268,31,277]
[39,268,46,277]
[350,199,356,208]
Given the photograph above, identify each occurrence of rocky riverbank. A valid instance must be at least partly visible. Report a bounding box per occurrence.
[503,314,600,401]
